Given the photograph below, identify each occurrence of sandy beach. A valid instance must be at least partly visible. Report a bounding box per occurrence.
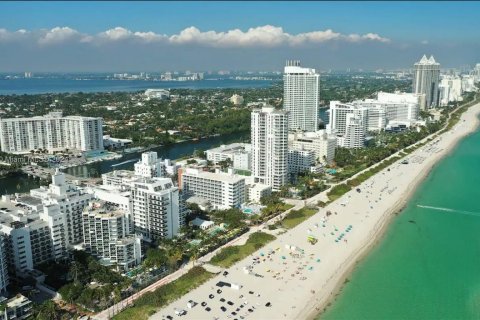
[151,103,480,320]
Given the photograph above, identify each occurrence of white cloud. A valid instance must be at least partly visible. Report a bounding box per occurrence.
[0,25,391,47]
[421,40,429,45]
[38,27,86,45]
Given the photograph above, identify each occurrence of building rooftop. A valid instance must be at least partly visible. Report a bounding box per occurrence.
[183,168,245,184]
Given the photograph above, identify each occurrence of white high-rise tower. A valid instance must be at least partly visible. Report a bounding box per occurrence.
[413,55,440,108]
[283,60,320,132]
[251,107,289,191]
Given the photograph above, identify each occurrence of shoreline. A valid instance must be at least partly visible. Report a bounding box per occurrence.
[151,103,480,320]
[306,104,480,320]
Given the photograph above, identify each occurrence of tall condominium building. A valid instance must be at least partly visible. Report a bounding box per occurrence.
[439,76,463,106]
[327,101,367,149]
[251,107,289,191]
[474,63,480,82]
[0,111,103,154]
[182,168,246,210]
[413,55,440,108]
[289,130,336,164]
[283,60,320,132]
[31,169,93,245]
[82,201,141,270]
[131,177,182,242]
[134,152,166,178]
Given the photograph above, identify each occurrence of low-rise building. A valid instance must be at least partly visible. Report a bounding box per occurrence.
[289,130,336,164]
[134,151,166,178]
[182,168,246,210]
[103,135,133,149]
[0,294,32,320]
[245,181,271,204]
[288,149,315,175]
[206,143,252,171]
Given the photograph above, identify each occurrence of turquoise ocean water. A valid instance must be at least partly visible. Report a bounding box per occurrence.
[320,127,480,320]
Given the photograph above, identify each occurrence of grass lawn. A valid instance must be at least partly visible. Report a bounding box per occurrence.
[210,232,276,268]
[281,207,318,229]
[113,266,213,320]
[327,183,352,202]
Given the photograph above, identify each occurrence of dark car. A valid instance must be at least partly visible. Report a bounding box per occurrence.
[217,289,222,294]
[209,294,214,299]
[201,302,207,307]
[220,298,226,302]
[265,302,272,307]
[205,307,211,312]
[223,271,229,276]
[221,306,227,312]
[227,301,234,306]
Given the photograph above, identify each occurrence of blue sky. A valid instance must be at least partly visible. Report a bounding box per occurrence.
[0,1,479,71]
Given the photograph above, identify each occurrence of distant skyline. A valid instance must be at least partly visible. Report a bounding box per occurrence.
[0,1,479,72]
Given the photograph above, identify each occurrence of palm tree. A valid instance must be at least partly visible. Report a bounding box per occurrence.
[190,247,200,267]
[69,261,79,283]
[35,300,58,320]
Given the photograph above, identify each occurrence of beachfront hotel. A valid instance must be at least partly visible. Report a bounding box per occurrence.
[354,92,422,131]
[251,106,289,191]
[289,130,337,164]
[328,101,368,149]
[283,60,320,132]
[0,111,104,154]
[413,55,441,108]
[181,168,246,210]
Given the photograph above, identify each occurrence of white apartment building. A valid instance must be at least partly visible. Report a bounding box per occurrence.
[99,153,183,242]
[0,111,103,154]
[439,76,463,105]
[474,63,480,82]
[31,169,93,245]
[251,107,289,191]
[82,201,141,270]
[0,197,52,275]
[288,149,315,175]
[131,177,182,241]
[341,114,366,149]
[245,182,271,204]
[206,143,252,171]
[328,101,367,148]
[283,60,320,132]
[182,168,246,210]
[289,130,336,164]
[461,75,477,93]
[413,55,440,108]
[134,151,166,178]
